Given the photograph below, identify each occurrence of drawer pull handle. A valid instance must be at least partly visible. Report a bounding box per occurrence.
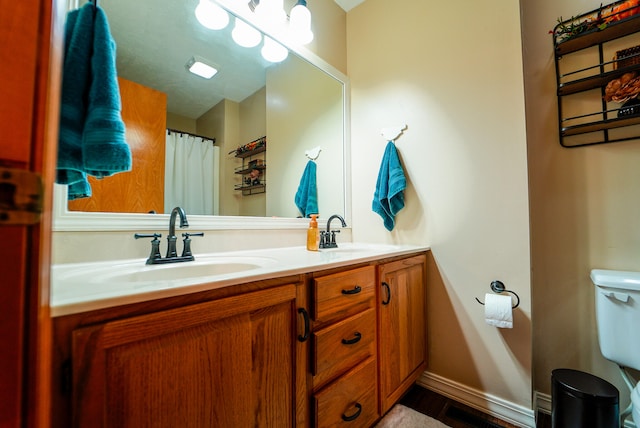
[341,332,362,345]
[382,281,391,305]
[298,308,310,342]
[341,402,362,422]
[342,285,362,295]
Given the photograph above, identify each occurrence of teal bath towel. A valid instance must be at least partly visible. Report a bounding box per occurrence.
[372,141,406,231]
[295,160,319,218]
[57,3,131,200]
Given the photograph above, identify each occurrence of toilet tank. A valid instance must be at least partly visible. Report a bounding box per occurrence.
[591,269,640,372]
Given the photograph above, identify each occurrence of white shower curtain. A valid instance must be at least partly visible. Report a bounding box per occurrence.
[164,132,220,215]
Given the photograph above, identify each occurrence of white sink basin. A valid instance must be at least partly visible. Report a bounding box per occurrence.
[54,255,277,287]
[105,260,266,283]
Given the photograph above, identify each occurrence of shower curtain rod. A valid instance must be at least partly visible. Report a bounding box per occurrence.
[167,128,216,144]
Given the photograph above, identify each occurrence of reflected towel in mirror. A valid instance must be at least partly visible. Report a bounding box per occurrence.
[295,160,319,218]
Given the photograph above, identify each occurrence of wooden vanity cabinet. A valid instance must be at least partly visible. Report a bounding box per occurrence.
[377,254,428,415]
[310,266,380,427]
[52,251,428,428]
[55,282,303,428]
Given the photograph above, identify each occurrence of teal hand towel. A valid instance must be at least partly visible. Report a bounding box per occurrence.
[295,160,319,218]
[57,4,95,199]
[82,6,131,177]
[56,4,131,200]
[372,141,406,231]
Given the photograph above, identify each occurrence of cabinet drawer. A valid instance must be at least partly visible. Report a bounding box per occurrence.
[313,308,376,383]
[314,357,378,428]
[313,266,375,322]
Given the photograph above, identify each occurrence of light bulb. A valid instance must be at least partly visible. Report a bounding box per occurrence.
[232,17,262,48]
[290,0,313,45]
[195,0,229,30]
[261,36,288,62]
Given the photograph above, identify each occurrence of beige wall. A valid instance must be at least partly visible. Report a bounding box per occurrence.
[197,99,241,216]
[347,0,532,411]
[521,0,640,407]
[166,112,196,134]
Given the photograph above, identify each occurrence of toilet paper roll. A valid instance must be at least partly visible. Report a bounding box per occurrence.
[484,293,513,328]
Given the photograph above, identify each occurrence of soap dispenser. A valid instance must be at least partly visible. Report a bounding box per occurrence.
[307,214,320,251]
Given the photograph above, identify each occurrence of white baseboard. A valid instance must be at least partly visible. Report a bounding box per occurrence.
[534,391,551,415]
[418,371,536,428]
[419,374,637,428]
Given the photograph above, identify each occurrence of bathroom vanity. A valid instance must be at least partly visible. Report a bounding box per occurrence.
[50,245,428,427]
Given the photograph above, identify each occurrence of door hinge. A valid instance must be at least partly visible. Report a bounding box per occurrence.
[0,167,43,225]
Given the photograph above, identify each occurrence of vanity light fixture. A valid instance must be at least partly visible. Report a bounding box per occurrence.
[196,0,313,46]
[194,0,229,30]
[185,56,219,79]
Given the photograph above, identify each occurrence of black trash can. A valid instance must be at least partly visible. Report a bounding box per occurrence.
[551,368,619,428]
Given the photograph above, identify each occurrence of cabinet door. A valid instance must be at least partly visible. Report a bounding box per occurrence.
[71,285,297,428]
[377,255,427,414]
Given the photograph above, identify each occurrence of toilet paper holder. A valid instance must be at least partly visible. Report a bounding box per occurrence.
[475,280,520,309]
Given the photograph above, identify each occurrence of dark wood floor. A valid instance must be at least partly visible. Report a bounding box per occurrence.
[399,385,552,428]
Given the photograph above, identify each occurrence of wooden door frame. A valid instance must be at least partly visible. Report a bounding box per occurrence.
[1,0,64,426]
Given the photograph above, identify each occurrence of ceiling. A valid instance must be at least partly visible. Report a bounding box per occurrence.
[100,0,362,119]
[102,0,275,119]
[333,0,366,12]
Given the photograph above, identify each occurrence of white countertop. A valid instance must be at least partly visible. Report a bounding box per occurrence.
[51,243,429,317]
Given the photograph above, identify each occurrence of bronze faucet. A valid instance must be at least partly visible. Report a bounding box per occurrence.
[320,214,347,249]
[166,206,189,258]
[134,207,203,264]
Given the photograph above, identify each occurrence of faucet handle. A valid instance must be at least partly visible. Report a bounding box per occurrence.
[181,232,204,258]
[134,233,162,264]
[134,233,161,240]
[330,230,340,245]
[319,231,328,249]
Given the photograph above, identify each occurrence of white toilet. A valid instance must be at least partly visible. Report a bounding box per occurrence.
[591,269,640,426]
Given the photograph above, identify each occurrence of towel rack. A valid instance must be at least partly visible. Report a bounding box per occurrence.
[475,280,520,309]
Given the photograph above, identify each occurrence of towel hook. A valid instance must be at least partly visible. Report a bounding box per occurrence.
[305,146,321,161]
[475,280,520,309]
[381,124,407,143]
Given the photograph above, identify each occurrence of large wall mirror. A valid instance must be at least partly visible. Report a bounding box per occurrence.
[53,0,350,231]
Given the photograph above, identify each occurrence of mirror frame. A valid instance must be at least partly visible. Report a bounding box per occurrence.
[53,0,351,232]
